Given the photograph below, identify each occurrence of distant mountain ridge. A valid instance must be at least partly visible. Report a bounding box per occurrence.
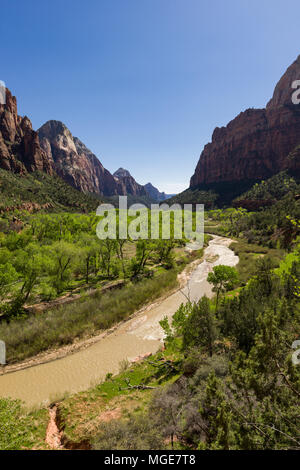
[112,170,176,201]
[0,91,169,202]
[113,167,147,197]
[0,89,172,203]
[144,182,175,202]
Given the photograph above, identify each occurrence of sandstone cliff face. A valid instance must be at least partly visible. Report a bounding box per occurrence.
[38,120,120,196]
[0,89,53,175]
[0,90,170,200]
[113,168,147,197]
[190,56,300,189]
[38,124,151,197]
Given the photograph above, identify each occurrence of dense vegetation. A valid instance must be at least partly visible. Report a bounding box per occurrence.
[91,244,300,450]
[205,194,300,249]
[234,170,299,207]
[0,172,299,450]
[169,187,218,208]
[0,208,205,361]
[0,169,101,213]
[0,398,48,450]
[0,211,190,318]
[0,269,179,363]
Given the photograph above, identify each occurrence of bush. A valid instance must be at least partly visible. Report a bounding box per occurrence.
[93,415,164,450]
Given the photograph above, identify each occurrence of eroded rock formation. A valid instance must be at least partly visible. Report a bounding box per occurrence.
[190,55,300,190]
[113,168,147,197]
[0,89,53,174]
[38,120,119,196]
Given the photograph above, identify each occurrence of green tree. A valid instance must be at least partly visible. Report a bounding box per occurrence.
[154,239,175,268]
[116,237,128,279]
[98,239,117,278]
[198,373,234,449]
[78,234,98,283]
[183,296,218,356]
[207,265,238,308]
[14,244,47,304]
[0,263,18,304]
[46,241,77,293]
[130,240,156,278]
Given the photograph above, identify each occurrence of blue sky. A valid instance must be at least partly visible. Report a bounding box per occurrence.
[1,0,299,193]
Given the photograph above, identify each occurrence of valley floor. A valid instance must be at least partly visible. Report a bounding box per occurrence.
[0,236,237,407]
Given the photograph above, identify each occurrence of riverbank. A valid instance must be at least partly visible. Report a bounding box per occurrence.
[0,265,185,366]
[0,257,199,375]
[0,236,238,407]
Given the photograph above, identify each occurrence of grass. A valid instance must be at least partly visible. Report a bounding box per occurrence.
[59,346,181,444]
[205,226,226,236]
[0,269,180,364]
[0,344,181,450]
[230,239,285,284]
[0,398,49,450]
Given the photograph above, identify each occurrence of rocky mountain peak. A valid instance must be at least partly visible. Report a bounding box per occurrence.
[38,120,77,154]
[37,121,120,196]
[37,123,146,198]
[267,55,300,109]
[113,168,132,179]
[0,88,53,174]
[144,182,175,201]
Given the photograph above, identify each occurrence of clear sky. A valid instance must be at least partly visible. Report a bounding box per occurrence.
[1,0,299,193]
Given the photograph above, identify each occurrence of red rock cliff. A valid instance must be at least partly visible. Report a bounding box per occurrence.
[0,89,53,175]
[190,55,300,188]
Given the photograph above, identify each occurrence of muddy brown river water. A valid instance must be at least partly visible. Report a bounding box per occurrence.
[0,236,238,407]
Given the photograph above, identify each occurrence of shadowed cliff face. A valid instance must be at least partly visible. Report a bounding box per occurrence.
[0,89,53,175]
[190,55,300,189]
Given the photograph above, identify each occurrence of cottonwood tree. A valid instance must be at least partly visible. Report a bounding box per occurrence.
[116,237,128,279]
[15,244,47,300]
[78,234,98,283]
[207,265,238,308]
[98,239,118,278]
[130,240,156,278]
[0,263,18,305]
[46,241,77,293]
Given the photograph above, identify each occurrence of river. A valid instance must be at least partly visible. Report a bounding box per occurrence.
[0,236,238,407]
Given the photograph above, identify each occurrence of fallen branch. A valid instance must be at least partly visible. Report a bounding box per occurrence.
[119,378,156,391]
[148,359,177,371]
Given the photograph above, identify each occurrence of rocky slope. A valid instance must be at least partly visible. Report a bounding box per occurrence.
[0,91,158,200]
[190,55,300,193]
[113,168,147,197]
[38,121,120,196]
[0,89,53,175]
[0,169,100,214]
[144,182,174,201]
